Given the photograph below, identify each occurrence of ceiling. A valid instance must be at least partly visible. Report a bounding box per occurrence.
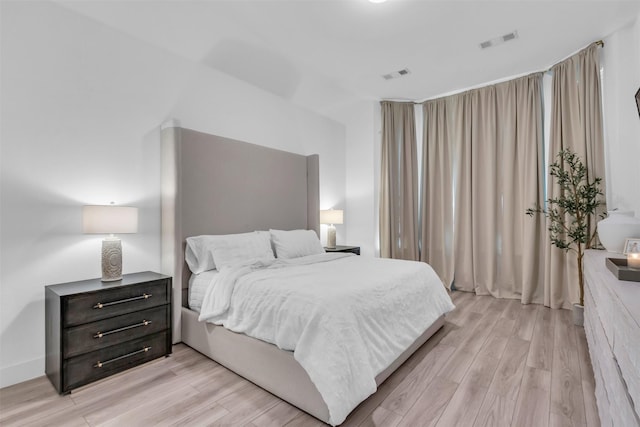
[57,0,640,119]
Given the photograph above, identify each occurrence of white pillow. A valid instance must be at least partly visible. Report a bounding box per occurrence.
[270,229,325,259]
[185,231,274,273]
[211,231,275,270]
[185,235,216,274]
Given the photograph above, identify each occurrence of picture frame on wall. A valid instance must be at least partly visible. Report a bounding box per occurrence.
[636,87,640,118]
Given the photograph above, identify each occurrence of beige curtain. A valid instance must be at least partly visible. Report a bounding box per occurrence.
[379,101,419,260]
[545,42,606,308]
[421,73,545,302]
[420,97,456,287]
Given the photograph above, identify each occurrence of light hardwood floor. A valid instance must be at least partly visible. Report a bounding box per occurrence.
[0,291,599,426]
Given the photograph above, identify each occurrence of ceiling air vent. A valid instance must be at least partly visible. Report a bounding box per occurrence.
[502,32,517,42]
[382,68,411,80]
[480,40,493,49]
[480,30,519,49]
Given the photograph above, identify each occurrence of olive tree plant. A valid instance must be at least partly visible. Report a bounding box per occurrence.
[526,149,605,307]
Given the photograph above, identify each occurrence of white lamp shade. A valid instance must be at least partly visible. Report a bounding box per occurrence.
[320,209,343,225]
[83,205,138,234]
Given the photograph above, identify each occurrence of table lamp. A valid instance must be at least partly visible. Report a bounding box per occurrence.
[320,209,343,249]
[83,204,138,281]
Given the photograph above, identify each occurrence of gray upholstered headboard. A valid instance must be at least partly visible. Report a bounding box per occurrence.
[160,126,320,342]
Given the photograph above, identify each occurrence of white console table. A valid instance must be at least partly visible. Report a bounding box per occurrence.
[584,249,640,426]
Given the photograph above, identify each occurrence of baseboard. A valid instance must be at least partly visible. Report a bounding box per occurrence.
[0,357,44,388]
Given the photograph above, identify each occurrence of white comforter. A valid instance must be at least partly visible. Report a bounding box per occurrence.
[198,253,454,425]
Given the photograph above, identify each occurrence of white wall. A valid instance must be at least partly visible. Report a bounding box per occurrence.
[0,1,345,387]
[336,101,378,256]
[602,14,640,216]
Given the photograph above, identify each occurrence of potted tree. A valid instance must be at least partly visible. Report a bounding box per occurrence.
[526,149,605,326]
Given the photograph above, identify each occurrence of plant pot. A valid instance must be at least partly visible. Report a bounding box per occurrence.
[597,211,640,253]
[572,303,584,326]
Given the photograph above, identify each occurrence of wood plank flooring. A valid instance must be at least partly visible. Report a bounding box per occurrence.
[0,292,600,426]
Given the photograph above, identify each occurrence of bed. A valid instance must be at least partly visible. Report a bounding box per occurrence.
[160,125,453,425]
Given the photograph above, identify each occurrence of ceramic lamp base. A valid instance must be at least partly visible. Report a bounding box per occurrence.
[326,224,336,249]
[101,237,123,282]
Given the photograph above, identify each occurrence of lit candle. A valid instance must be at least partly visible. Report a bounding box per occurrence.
[628,252,640,269]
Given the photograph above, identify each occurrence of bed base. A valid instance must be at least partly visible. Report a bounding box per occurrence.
[181,307,445,424]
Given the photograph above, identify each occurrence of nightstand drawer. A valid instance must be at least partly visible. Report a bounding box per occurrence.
[324,245,360,255]
[63,331,168,392]
[64,305,169,358]
[64,280,169,327]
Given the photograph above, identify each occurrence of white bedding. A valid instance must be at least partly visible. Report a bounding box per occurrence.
[197,253,455,426]
[188,270,218,312]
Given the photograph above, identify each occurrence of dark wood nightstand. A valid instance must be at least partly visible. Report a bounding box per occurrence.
[324,245,360,255]
[45,271,172,394]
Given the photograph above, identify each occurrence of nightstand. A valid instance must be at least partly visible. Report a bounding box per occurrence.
[45,271,172,394]
[324,245,360,255]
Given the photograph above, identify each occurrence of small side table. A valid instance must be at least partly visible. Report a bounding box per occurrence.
[324,245,360,255]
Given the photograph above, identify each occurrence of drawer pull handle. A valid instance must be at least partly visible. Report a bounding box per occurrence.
[94,293,152,309]
[94,346,151,368]
[94,320,152,339]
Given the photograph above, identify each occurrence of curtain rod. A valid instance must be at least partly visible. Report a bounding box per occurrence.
[389,40,605,105]
[544,39,604,73]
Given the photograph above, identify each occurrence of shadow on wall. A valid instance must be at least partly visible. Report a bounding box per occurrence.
[0,300,47,387]
[202,38,301,99]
